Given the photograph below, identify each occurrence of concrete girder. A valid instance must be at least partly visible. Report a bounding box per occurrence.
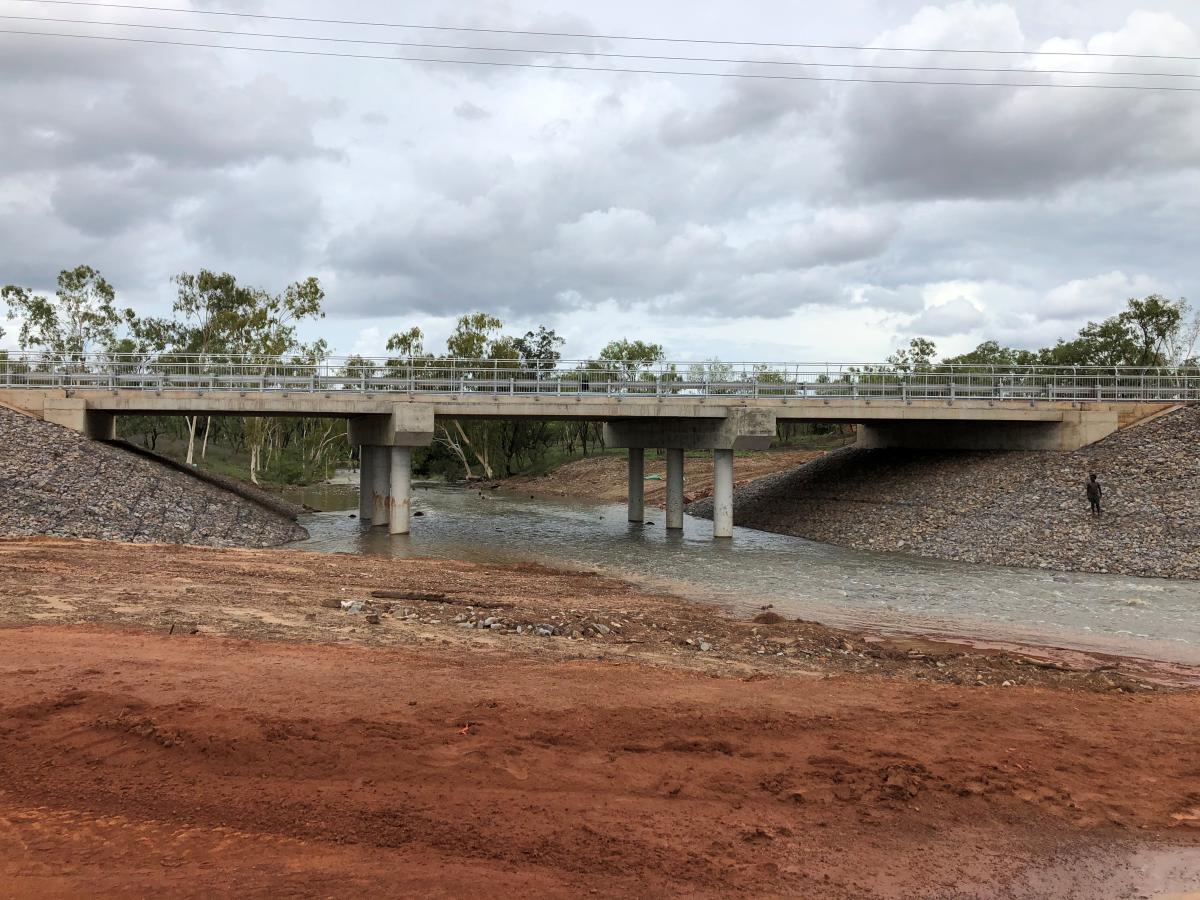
[603,409,777,452]
[346,406,436,448]
[856,409,1120,452]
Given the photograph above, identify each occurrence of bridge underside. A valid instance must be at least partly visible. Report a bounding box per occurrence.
[0,388,1163,452]
[2,388,1176,542]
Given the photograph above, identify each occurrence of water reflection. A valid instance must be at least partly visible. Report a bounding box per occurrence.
[294,484,1200,664]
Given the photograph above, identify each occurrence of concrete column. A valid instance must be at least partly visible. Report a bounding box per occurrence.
[713,449,734,539]
[665,448,685,531]
[388,446,412,536]
[371,445,391,528]
[358,447,373,522]
[627,448,645,524]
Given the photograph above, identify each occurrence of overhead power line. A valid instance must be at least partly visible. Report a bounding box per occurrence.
[9,0,1200,63]
[3,13,1198,80]
[4,27,1199,92]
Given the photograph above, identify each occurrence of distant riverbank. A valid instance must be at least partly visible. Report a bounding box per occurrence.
[492,447,825,506]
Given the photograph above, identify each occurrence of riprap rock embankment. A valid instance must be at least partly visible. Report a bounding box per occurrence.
[0,406,306,547]
[691,406,1200,579]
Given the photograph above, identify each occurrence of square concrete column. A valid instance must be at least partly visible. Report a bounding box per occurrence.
[627,448,645,524]
[358,447,373,522]
[370,445,391,528]
[665,448,685,531]
[388,446,412,536]
[713,449,734,539]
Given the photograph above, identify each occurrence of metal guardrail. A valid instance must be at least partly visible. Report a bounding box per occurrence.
[1,353,1199,402]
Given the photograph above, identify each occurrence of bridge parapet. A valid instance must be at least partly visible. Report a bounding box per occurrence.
[2,354,1198,403]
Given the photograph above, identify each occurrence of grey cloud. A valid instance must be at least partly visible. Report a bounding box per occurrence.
[49,164,211,238]
[908,297,986,336]
[327,190,897,321]
[454,101,492,121]
[658,77,819,147]
[0,29,340,173]
[836,7,1200,200]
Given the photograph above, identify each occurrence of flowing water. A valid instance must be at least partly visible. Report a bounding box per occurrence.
[290,483,1200,665]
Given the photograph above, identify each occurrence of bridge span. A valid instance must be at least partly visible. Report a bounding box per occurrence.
[1,354,1194,539]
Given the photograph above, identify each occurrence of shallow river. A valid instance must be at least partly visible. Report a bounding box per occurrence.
[288,483,1200,665]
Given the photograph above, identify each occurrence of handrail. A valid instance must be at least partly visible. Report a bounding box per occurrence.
[0,353,1197,402]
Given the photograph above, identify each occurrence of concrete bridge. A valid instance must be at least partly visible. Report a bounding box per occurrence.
[1,354,1194,539]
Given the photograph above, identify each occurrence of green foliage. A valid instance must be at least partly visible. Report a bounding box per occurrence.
[887,337,938,373]
[514,325,564,373]
[386,326,425,357]
[2,265,133,357]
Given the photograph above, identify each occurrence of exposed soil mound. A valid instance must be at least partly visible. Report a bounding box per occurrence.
[0,406,306,547]
[691,405,1200,579]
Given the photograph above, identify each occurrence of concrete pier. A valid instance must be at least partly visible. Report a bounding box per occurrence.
[370,446,391,528]
[388,446,412,536]
[627,448,645,524]
[712,449,734,539]
[666,448,684,531]
[358,448,373,522]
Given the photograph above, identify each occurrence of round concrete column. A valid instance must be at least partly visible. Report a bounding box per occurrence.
[665,448,685,531]
[370,446,391,528]
[627,448,645,524]
[713,449,734,539]
[388,446,412,536]
[357,447,373,522]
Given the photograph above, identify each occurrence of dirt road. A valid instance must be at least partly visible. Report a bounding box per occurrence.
[1,539,1198,898]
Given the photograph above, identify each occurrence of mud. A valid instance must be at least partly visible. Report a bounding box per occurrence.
[1,539,1198,898]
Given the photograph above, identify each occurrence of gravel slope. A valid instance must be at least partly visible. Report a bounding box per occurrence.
[691,406,1200,579]
[0,406,306,546]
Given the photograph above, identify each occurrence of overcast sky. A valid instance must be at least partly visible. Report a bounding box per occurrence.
[1,0,1198,361]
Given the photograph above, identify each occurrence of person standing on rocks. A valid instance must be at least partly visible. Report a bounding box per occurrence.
[1086,473,1103,517]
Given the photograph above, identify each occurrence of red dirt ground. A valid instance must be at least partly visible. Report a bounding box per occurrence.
[1,625,1198,898]
[0,540,1199,897]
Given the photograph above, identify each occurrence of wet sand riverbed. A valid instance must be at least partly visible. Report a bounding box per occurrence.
[1,538,1198,897]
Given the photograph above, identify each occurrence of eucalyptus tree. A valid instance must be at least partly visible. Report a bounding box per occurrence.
[1,265,134,364]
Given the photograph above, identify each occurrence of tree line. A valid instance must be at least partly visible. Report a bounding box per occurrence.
[3,265,1194,485]
[0,265,682,483]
